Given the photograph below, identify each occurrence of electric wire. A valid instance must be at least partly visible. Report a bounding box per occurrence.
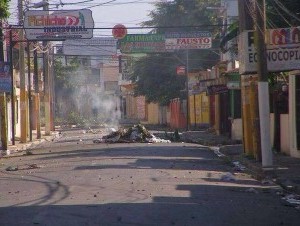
[273,0,300,24]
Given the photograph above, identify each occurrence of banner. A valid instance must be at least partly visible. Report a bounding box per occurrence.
[0,62,11,93]
[24,9,94,40]
[165,31,212,50]
[119,34,168,53]
[239,27,300,74]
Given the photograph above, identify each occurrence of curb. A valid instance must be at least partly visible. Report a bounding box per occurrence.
[1,132,59,158]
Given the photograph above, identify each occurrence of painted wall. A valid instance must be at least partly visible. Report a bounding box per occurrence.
[281,114,290,155]
[189,93,210,126]
[288,73,300,158]
[231,119,243,140]
[147,102,159,124]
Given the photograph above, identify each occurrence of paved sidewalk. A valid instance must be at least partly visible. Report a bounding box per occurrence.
[0,130,59,157]
[179,130,300,196]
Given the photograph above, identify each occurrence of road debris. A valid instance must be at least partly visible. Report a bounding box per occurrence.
[93,124,171,143]
[6,166,18,171]
[27,164,40,169]
[282,194,300,207]
[221,172,236,181]
[245,187,259,194]
[232,161,246,171]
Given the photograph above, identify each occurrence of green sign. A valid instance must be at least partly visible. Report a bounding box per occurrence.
[119,34,170,53]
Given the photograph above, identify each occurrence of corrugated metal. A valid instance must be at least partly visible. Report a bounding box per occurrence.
[169,98,186,129]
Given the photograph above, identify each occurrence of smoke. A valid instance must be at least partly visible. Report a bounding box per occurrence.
[56,64,121,129]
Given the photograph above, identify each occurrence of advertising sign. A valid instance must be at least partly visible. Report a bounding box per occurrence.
[188,72,207,95]
[63,38,117,56]
[24,9,94,40]
[119,34,168,53]
[206,84,228,96]
[176,66,186,75]
[0,62,11,93]
[165,31,212,50]
[239,27,300,74]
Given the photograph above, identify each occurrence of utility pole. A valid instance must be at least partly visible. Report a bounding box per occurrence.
[186,49,190,131]
[0,20,8,150]
[43,0,51,136]
[0,92,7,150]
[27,42,32,141]
[19,0,28,143]
[9,29,16,145]
[34,42,41,139]
[238,0,257,157]
[0,20,4,61]
[255,0,272,167]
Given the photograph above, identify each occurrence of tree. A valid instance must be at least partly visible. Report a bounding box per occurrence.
[54,56,80,120]
[0,0,10,61]
[132,0,220,105]
[132,53,186,105]
[0,0,10,19]
[54,56,80,91]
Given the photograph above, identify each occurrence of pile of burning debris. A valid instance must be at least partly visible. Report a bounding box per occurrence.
[93,124,171,143]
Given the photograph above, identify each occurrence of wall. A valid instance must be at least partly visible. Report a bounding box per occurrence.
[169,98,186,129]
[231,119,242,140]
[288,73,300,158]
[147,102,159,124]
[189,93,210,127]
[281,114,290,155]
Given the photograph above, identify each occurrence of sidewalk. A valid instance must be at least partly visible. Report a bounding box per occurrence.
[0,130,58,157]
[179,130,300,196]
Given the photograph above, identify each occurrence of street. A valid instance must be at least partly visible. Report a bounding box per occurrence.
[0,129,299,226]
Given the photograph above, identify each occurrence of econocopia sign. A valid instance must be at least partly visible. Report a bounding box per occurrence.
[239,27,300,74]
[24,9,94,40]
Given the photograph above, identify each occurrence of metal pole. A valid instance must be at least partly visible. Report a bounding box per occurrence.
[27,42,32,141]
[186,49,189,131]
[34,42,41,139]
[9,29,15,145]
[255,0,272,167]
[19,0,27,143]
[43,0,51,135]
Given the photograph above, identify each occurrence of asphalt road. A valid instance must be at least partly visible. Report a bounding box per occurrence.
[0,129,299,226]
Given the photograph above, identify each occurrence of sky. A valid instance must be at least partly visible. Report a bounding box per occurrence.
[7,0,163,36]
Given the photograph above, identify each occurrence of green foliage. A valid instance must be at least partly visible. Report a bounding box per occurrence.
[54,56,80,91]
[144,0,220,34]
[133,0,220,105]
[131,53,186,105]
[67,111,85,125]
[0,0,10,19]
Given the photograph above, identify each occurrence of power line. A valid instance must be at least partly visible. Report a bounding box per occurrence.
[3,24,225,30]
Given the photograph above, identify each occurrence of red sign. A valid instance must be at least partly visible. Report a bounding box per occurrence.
[112,24,127,39]
[176,66,186,75]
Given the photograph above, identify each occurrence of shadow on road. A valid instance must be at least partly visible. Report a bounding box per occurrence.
[1,183,299,226]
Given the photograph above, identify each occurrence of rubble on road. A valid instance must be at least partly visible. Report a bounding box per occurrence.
[282,194,300,208]
[93,124,171,144]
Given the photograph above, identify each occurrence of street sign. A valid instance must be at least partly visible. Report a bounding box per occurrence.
[23,9,94,40]
[63,38,117,56]
[165,31,212,50]
[112,24,127,39]
[176,66,186,75]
